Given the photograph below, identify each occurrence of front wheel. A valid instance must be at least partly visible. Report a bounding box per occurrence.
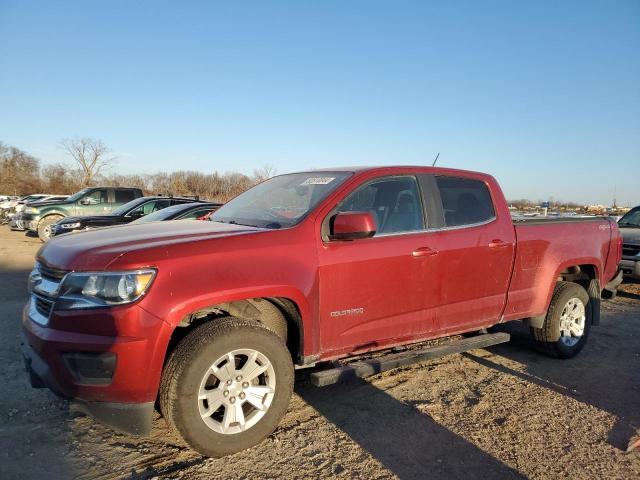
[159,317,294,457]
[530,281,592,359]
[37,215,63,242]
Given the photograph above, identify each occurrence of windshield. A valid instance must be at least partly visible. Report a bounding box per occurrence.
[66,188,92,203]
[210,172,352,229]
[619,208,640,228]
[112,197,148,216]
[131,203,192,224]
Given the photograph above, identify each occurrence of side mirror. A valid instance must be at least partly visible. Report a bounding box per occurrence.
[129,210,144,219]
[329,211,377,241]
[79,198,91,205]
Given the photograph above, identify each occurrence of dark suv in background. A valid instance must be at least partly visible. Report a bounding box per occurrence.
[23,187,143,241]
[619,206,640,280]
[50,196,215,237]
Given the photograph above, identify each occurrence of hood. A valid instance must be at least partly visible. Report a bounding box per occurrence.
[38,220,265,270]
[620,227,640,245]
[58,215,120,225]
[28,199,70,208]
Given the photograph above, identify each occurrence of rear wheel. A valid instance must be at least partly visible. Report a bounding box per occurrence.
[160,317,294,457]
[530,281,592,358]
[37,215,63,242]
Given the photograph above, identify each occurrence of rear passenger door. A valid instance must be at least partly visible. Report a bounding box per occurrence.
[425,175,515,333]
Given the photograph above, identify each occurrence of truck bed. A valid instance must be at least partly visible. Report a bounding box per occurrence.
[503,215,619,322]
[512,215,612,225]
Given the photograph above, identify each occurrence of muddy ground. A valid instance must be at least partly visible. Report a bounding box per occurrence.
[0,226,638,479]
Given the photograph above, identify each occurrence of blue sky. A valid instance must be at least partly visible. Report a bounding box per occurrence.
[1,1,638,204]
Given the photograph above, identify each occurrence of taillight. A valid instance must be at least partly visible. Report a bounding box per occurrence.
[617,234,623,264]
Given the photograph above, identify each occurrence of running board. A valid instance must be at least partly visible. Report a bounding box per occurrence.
[310,332,510,387]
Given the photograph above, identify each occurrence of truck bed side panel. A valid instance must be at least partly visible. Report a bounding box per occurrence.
[504,219,616,321]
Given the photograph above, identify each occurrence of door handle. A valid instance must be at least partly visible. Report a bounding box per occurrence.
[412,247,439,257]
[488,239,510,249]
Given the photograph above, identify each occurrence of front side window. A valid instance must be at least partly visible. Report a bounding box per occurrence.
[178,207,214,220]
[436,176,495,227]
[337,176,425,235]
[83,189,108,205]
[619,208,640,228]
[130,199,171,216]
[211,172,352,229]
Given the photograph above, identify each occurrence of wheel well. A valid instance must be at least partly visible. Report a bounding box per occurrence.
[165,297,304,367]
[557,264,601,325]
[38,213,64,227]
[558,264,597,289]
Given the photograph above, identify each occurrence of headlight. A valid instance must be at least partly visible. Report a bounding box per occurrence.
[60,222,81,229]
[28,207,39,213]
[56,269,156,309]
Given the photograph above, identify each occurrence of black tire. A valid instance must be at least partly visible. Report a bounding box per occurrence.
[530,281,592,359]
[159,317,294,457]
[37,215,63,242]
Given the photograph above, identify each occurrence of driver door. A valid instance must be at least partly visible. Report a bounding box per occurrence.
[317,175,440,355]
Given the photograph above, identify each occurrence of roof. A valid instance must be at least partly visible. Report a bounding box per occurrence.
[298,165,490,178]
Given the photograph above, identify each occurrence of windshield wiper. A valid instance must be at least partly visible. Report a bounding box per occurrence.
[214,219,258,228]
[619,222,640,228]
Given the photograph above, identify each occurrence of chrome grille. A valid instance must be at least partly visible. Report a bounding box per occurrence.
[34,295,54,318]
[622,243,640,257]
[39,263,68,280]
[29,294,55,326]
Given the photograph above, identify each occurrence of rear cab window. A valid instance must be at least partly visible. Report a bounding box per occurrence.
[435,176,495,228]
[115,189,136,203]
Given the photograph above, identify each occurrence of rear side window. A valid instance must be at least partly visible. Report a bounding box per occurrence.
[115,190,136,203]
[436,176,495,227]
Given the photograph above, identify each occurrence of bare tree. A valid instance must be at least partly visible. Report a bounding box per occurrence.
[253,164,276,182]
[59,137,117,187]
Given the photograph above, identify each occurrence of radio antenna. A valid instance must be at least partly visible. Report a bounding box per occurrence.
[432,152,440,167]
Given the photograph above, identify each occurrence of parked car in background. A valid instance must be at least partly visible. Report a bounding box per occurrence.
[22,166,622,457]
[9,195,69,231]
[22,186,144,241]
[130,201,221,224]
[0,196,20,223]
[50,196,215,237]
[618,206,640,280]
[3,194,56,227]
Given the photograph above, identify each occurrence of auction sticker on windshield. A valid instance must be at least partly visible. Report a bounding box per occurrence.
[301,177,335,185]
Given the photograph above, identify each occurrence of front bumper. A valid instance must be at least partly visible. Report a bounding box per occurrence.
[21,301,173,435]
[22,341,154,434]
[620,258,640,280]
[22,213,41,231]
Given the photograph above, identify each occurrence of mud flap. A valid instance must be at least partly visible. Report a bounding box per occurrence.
[588,279,601,326]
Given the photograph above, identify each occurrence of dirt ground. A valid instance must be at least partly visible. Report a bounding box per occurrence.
[0,226,638,480]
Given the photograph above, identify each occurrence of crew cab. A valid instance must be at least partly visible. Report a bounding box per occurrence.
[49,196,217,238]
[23,186,143,241]
[21,166,622,457]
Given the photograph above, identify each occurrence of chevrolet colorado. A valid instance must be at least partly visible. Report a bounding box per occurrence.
[22,166,622,457]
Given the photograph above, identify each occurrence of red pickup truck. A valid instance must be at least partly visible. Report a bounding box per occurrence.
[22,166,622,457]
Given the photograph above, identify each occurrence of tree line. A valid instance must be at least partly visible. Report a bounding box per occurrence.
[0,139,275,202]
